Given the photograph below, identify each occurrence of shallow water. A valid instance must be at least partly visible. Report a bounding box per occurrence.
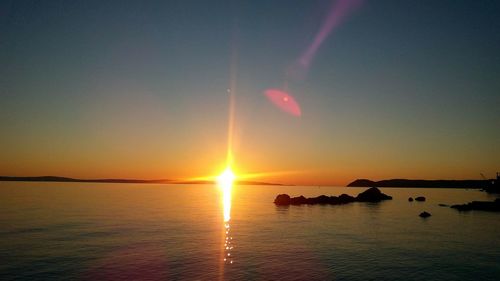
[0,182,499,280]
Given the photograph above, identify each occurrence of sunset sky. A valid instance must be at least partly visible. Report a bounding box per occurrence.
[1,0,499,185]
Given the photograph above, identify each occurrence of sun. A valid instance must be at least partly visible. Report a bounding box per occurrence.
[217,167,235,189]
[217,167,235,222]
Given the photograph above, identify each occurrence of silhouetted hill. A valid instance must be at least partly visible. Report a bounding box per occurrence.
[0,176,170,184]
[347,178,489,189]
[0,176,282,186]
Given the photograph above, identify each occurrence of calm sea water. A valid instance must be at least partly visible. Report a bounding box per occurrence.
[0,182,499,281]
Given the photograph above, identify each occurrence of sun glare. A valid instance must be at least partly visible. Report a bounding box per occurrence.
[217,167,235,189]
[217,167,235,222]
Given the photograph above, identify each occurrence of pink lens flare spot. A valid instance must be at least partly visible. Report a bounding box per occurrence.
[265,89,302,117]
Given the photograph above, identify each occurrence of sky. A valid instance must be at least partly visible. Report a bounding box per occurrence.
[0,0,499,185]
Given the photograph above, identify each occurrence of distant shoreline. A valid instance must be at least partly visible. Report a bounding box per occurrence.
[0,176,283,186]
[347,179,489,189]
[1,176,492,189]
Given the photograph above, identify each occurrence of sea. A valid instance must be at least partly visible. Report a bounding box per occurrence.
[0,182,499,281]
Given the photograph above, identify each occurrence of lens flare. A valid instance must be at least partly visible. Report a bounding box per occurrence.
[217,167,235,222]
[299,0,363,69]
[264,88,301,117]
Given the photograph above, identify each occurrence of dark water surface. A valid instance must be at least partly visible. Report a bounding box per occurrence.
[0,182,499,280]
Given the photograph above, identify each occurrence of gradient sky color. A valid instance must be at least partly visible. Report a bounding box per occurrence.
[1,0,499,185]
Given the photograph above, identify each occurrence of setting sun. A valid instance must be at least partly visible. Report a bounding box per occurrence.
[217,167,235,189]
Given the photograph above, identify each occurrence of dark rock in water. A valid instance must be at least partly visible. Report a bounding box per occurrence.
[306,197,318,204]
[315,195,331,204]
[274,194,291,205]
[419,211,431,218]
[327,196,339,205]
[451,199,500,212]
[438,203,449,207]
[415,196,426,202]
[408,197,414,202]
[290,195,307,205]
[339,193,356,204]
[356,187,393,202]
[273,187,392,206]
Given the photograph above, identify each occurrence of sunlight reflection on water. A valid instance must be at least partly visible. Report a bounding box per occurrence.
[1,183,499,280]
[217,167,236,268]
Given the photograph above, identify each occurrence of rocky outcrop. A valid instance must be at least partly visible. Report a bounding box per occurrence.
[450,198,500,212]
[356,187,393,202]
[274,187,392,206]
[274,194,291,205]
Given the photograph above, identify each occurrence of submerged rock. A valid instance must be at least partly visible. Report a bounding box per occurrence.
[419,211,431,218]
[415,196,426,202]
[438,203,449,207]
[273,187,392,206]
[408,197,414,202]
[451,198,500,212]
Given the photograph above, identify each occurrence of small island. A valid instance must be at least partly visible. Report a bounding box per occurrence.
[274,187,392,206]
[451,199,500,212]
[347,179,491,189]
